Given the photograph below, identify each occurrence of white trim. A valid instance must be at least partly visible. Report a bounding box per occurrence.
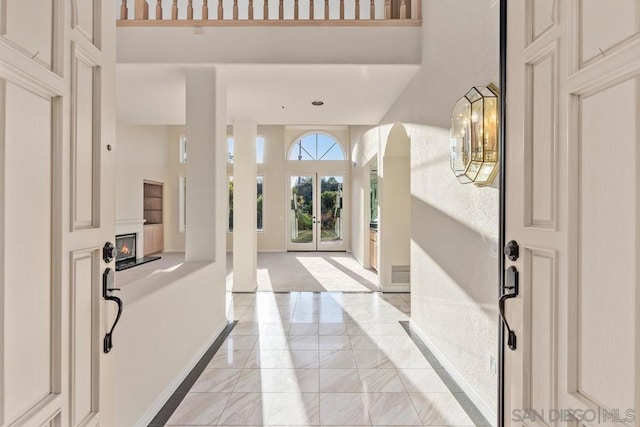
[381,283,410,293]
[115,219,146,226]
[408,319,497,427]
[134,320,229,427]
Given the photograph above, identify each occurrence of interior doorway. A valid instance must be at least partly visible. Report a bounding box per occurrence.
[287,172,347,251]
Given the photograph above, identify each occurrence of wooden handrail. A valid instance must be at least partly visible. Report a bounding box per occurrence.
[117,0,422,23]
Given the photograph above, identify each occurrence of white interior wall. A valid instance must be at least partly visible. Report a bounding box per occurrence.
[115,123,171,235]
[166,125,187,251]
[114,122,228,426]
[350,0,500,420]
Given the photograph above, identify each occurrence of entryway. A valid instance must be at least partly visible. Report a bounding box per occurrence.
[287,173,347,251]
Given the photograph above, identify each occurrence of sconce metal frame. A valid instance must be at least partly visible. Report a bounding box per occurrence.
[450,83,500,186]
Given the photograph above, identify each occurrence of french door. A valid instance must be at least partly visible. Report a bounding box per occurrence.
[504,1,640,425]
[287,173,347,251]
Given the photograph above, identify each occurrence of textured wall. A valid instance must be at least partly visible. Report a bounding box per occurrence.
[409,124,498,415]
[353,0,500,418]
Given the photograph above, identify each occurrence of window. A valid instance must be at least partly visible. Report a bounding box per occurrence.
[227,137,265,164]
[179,175,187,232]
[228,175,264,231]
[289,133,345,161]
[179,136,187,163]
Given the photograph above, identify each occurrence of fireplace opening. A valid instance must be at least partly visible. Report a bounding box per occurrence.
[116,233,136,265]
[115,232,161,272]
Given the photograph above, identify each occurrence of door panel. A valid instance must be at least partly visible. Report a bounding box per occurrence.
[318,174,345,251]
[506,1,640,425]
[289,174,315,250]
[579,0,639,66]
[525,46,557,229]
[71,46,99,230]
[576,77,637,412]
[0,0,55,70]
[3,80,54,424]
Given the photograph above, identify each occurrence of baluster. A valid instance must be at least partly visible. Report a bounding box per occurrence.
[309,0,314,19]
[294,0,299,19]
[248,0,254,19]
[233,0,239,19]
[120,0,128,20]
[279,0,284,20]
[155,0,162,19]
[187,0,194,19]
[218,0,223,19]
[203,0,209,19]
[399,0,406,19]
[324,0,328,19]
[134,0,149,19]
[369,0,374,19]
[339,0,344,19]
[171,0,178,19]
[355,0,360,19]
[384,0,390,19]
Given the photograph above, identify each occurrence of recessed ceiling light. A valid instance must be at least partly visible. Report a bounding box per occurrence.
[311,101,324,106]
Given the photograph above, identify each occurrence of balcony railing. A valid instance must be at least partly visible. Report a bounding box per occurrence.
[117,0,421,26]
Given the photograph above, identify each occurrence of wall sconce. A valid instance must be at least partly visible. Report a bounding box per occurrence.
[450,84,499,186]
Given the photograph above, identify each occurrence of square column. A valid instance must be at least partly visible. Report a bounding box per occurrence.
[232,119,258,292]
[185,68,226,262]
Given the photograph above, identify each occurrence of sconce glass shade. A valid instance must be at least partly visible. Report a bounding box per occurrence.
[450,84,499,186]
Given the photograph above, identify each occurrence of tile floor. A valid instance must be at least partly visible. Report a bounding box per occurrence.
[164,292,489,426]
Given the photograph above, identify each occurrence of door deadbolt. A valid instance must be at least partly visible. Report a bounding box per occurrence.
[504,240,519,262]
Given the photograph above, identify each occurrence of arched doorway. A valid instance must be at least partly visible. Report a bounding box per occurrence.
[378,123,411,291]
[286,132,349,251]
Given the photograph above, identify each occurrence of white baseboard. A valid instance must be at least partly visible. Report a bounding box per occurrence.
[257,249,286,253]
[408,319,497,426]
[135,320,229,427]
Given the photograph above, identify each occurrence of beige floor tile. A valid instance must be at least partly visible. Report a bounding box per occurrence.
[266,392,320,425]
[365,393,422,426]
[320,369,364,392]
[191,369,242,393]
[166,393,230,426]
[318,350,357,369]
[409,392,475,426]
[320,393,371,426]
[359,369,406,393]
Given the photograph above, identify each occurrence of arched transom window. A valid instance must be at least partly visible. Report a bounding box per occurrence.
[289,133,346,161]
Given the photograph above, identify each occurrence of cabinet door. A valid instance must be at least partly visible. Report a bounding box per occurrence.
[153,225,164,253]
[144,225,154,256]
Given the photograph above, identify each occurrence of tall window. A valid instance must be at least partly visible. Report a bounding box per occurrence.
[178,175,187,232]
[179,136,187,163]
[288,133,345,161]
[228,175,264,231]
[228,137,265,164]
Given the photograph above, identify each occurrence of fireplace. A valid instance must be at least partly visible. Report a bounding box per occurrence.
[116,233,136,266]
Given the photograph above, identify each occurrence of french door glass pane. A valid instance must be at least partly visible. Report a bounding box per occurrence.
[320,175,343,243]
[290,175,314,244]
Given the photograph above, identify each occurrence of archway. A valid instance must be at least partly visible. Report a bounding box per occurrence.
[378,123,411,291]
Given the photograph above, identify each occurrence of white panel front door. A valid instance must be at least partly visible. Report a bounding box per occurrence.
[0,1,116,426]
[505,1,640,425]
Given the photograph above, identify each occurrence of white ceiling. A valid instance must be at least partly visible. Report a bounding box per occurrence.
[116,64,419,125]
